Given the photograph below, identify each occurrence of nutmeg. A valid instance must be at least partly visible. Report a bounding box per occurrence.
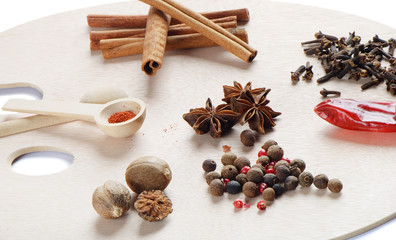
[125,156,172,193]
[92,180,132,219]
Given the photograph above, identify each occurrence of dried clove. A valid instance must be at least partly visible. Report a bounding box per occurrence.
[302,62,313,81]
[291,65,306,81]
[320,88,341,97]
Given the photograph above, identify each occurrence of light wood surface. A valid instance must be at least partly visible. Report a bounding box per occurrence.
[0,1,396,239]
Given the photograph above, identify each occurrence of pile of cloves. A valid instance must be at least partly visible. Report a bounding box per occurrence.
[299,31,396,95]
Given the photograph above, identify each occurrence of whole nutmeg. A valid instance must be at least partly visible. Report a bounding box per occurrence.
[242,181,258,198]
[92,180,132,219]
[261,139,278,151]
[125,156,172,193]
[221,165,238,180]
[221,152,237,165]
[209,179,225,196]
[247,167,264,183]
[267,145,284,161]
[313,174,329,189]
[240,129,256,146]
[233,156,251,172]
[205,171,221,185]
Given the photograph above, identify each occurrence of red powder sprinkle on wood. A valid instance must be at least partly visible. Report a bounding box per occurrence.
[108,111,136,123]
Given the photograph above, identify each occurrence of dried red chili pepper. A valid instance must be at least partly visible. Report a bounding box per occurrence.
[314,98,396,132]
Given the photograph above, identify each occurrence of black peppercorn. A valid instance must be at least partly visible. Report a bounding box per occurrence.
[261,139,278,151]
[221,152,237,166]
[274,160,290,170]
[242,181,258,198]
[289,166,302,178]
[209,179,224,196]
[262,187,275,201]
[272,183,285,197]
[328,178,343,193]
[233,156,251,172]
[313,174,329,189]
[235,173,248,186]
[251,164,266,174]
[221,165,238,180]
[247,167,264,183]
[240,129,256,146]
[267,145,284,162]
[299,171,313,187]
[205,172,221,185]
[275,165,290,182]
[226,180,242,194]
[256,156,270,166]
[284,175,299,190]
[202,159,217,172]
[263,173,278,187]
[291,158,306,172]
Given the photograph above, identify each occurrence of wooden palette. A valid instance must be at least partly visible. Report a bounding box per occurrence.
[1,1,396,239]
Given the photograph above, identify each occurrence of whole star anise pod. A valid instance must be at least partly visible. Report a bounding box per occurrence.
[231,89,281,134]
[182,98,241,138]
[222,81,266,104]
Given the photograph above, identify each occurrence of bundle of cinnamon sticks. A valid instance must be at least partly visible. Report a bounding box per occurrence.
[88,0,257,76]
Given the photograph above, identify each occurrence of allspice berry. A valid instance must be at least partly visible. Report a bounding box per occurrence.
[262,187,275,201]
[205,171,221,185]
[235,173,248,186]
[299,171,313,187]
[290,166,302,178]
[276,165,290,182]
[240,129,256,146]
[242,181,259,198]
[262,139,278,151]
[209,179,225,196]
[251,163,266,174]
[233,156,251,172]
[291,158,306,172]
[226,180,242,194]
[313,174,329,189]
[328,178,343,193]
[272,183,285,197]
[267,145,284,162]
[256,156,270,166]
[125,156,172,193]
[92,180,132,219]
[247,167,264,183]
[263,173,279,187]
[221,165,238,180]
[221,152,237,165]
[284,175,299,190]
[202,159,216,172]
[274,160,290,170]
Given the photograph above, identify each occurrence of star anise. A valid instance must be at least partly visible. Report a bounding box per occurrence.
[222,81,266,104]
[182,98,241,138]
[231,89,281,134]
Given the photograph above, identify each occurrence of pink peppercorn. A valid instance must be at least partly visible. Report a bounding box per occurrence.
[224,178,230,188]
[282,158,291,164]
[240,166,251,174]
[233,199,243,208]
[257,201,267,210]
[266,168,275,174]
[257,149,267,157]
[259,183,268,193]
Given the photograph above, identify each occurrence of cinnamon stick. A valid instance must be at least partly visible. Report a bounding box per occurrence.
[138,0,256,62]
[101,28,248,59]
[90,16,237,42]
[96,37,145,50]
[141,7,171,76]
[87,8,249,28]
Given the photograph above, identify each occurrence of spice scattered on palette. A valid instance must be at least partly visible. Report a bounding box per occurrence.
[87,2,256,76]
[202,141,343,211]
[183,81,281,138]
[294,31,396,95]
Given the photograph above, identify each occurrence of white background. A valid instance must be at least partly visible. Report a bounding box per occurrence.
[0,0,395,239]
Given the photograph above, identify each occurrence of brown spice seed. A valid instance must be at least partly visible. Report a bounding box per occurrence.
[246,167,264,183]
[242,181,258,198]
[221,165,239,180]
[262,187,275,201]
[134,190,173,222]
[313,174,329,189]
[233,156,251,171]
[209,179,225,196]
[261,139,278,151]
[221,152,237,165]
[267,145,284,161]
[205,171,221,185]
[328,178,343,193]
[299,171,313,187]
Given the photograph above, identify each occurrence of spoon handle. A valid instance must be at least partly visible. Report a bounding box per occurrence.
[2,99,100,122]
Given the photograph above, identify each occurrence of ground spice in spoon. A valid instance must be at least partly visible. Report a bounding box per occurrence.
[108,111,136,123]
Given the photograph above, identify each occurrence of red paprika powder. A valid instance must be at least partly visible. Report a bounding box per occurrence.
[108,111,136,123]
